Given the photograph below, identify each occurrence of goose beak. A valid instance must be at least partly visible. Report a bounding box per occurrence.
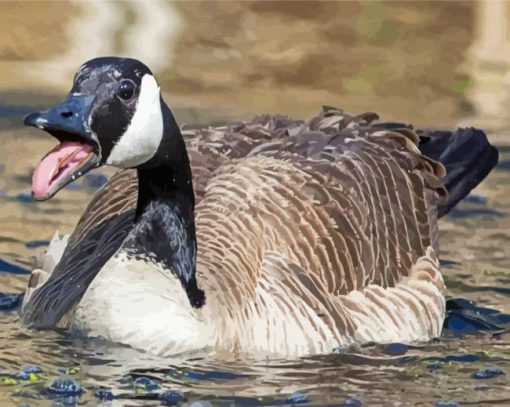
[24,95,102,201]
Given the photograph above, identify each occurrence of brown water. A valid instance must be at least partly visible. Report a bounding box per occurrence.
[0,1,509,406]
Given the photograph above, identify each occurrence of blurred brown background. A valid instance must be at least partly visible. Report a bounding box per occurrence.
[0,0,510,135]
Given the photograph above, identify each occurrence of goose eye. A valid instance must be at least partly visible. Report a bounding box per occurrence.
[117,80,136,101]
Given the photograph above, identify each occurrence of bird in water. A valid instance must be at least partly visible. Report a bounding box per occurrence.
[20,57,498,358]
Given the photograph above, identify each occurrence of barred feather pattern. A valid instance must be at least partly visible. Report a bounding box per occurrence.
[188,109,446,355]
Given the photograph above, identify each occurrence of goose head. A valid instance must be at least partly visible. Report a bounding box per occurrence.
[25,57,180,200]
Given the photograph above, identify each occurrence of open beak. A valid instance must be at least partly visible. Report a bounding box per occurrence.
[24,95,101,201]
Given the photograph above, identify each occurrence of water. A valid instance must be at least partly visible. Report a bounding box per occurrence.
[0,1,509,406]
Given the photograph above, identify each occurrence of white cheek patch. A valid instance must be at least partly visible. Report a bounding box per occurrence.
[106,74,163,168]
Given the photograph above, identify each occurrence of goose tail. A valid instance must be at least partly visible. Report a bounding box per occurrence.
[417,127,499,217]
[374,122,498,217]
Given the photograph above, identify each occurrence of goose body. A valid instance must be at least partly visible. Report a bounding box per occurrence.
[21,58,498,358]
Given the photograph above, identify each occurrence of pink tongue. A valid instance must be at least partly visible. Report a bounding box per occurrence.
[32,142,93,199]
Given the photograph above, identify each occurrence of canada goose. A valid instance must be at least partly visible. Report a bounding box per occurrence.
[20,57,498,357]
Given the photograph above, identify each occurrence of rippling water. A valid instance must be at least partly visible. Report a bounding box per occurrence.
[0,1,509,406]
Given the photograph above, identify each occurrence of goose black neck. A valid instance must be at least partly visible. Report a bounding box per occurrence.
[127,102,204,308]
[136,100,195,216]
[136,156,194,219]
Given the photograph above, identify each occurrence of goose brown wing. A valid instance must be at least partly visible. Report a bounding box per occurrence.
[182,115,302,203]
[258,109,446,293]
[21,170,138,327]
[194,109,446,312]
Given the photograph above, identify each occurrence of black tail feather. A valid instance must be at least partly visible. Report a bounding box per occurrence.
[418,127,498,217]
[375,123,499,217]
